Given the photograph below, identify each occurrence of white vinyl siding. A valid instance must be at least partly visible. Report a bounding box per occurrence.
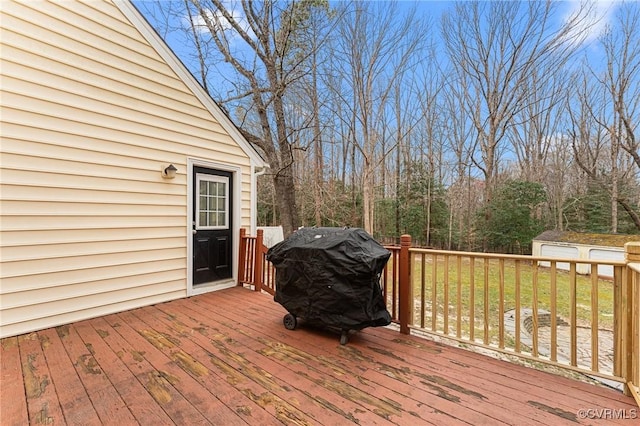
[0,0,257,338]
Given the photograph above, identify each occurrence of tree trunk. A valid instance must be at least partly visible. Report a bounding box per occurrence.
[617,198,640,231]
[312,53,323,227]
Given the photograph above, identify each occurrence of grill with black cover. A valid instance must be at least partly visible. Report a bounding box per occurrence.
[266,227,392,344]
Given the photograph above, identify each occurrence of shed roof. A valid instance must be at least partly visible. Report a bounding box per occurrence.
[534,230,639,248]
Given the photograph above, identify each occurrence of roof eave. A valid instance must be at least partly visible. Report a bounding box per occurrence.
[114,0,267,169]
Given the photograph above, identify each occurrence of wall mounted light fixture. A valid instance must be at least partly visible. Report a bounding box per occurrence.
[161,164,177,179]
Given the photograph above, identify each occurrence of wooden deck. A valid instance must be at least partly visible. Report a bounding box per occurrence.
[1,287,636,425]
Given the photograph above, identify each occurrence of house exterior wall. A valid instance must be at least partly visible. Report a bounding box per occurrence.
[0,0,260,338]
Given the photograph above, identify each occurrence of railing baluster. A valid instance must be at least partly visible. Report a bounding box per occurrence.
[254,229,264,292]
[613,265,622,377]
[265,258,272,293]
[484,258,489,345]
[631,262,639,398]
[499,258,505,349]
[432,253,437,332]
[470,257,475,342]
[251,238,257,282]
[622,243,638,400]
[382,255,389,306]
[532,263,539,357]
[570,263,577,367]
[392,249,398,321]
[591,264,599,372]
[444,254,449,335]
[550,261,557,362]
[238,228,247,286]
[457,255,462,338]
[421,253,426,329]
[515,260,521,353]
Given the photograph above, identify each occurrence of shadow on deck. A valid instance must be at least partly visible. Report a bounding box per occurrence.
[1,286,636,425]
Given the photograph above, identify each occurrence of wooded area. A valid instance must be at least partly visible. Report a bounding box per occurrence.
[140,0,640,253]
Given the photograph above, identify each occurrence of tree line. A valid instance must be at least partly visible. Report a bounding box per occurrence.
[141,0,640,253]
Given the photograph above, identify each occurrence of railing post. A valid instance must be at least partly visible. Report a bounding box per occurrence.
[238,228,247,286]
[399,234,412,335]
[254,229,264,292]
[623,242,640,403]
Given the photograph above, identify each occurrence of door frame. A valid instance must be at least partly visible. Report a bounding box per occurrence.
[187,158,241,296]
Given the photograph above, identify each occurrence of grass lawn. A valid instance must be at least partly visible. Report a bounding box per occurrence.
[392,254,616,342]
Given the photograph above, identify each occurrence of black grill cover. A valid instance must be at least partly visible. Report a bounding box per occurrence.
[266,227,392,330]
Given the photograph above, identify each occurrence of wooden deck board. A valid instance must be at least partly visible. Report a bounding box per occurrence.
[75,318,175,425]
[103,310,238,426]
[142,302,375,426]
[38,327,102,426]
[124,306,321,426]
[18,332,67,425]
[198,290,578,425]
[1,286,637,425]
[191,291,501,425]
[161,294,405,425]
[1,337,29,426]
[56,322,139,425]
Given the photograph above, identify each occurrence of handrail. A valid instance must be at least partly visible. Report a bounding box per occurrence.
[410,247,627,266]
[238,229,275,295]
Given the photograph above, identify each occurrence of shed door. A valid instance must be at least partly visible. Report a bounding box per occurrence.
[193,167,233,285]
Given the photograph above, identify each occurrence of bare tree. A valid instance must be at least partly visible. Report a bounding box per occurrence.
[568,3,640,232]
[441,66,476,249]
[544,135,574,231]
[510,66,567,183]
[140,0,640,241]
[186,0,332,236]
[599,2,640,229]
[415,55,446,246]
[568,70,638,232]
[441,0,593,245]
[333,1,426,234]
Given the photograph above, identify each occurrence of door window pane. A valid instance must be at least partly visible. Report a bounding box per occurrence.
[196,174,229,229]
